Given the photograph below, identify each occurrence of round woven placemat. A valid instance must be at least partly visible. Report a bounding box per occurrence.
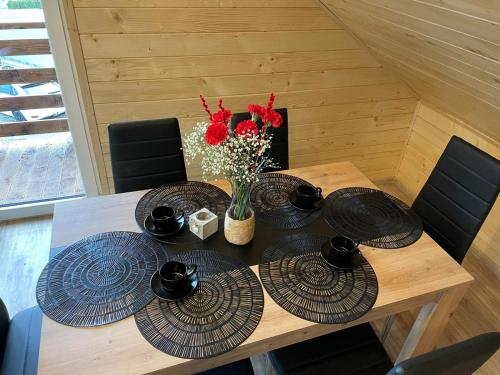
[259,233,378,324]
[135,181,230,232]
[36,232,167,327]
[250,173,322,229]
[323,187,423,249]
[135,251,264,359]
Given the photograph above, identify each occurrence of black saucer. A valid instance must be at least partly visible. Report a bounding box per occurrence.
[144,215,185,238]
[150,271,198,301]
[320,242,363,270]
[288,191,324,211]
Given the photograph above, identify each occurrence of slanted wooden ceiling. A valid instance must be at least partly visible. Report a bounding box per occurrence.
[319,0,500,142]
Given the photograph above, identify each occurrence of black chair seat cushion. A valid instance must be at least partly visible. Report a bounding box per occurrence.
[269,323,393,375]
[0,306,42,375]
[412,136,500,263]
[108,118,187,193]
[230,108,288,172]
[196,358,254,375]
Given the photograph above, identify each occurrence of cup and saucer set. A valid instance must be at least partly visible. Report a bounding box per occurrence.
[320,236,363,270]
[144,205,185,240]
[151,261,199,301]
[288,184,324,211]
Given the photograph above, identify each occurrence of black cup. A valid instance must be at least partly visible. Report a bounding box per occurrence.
[321,236,361,268]
[150,206,184,231]
[295,184,322,208]
[159,261,197,293]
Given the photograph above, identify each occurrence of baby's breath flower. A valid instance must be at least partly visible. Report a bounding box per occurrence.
[183,121,278,184]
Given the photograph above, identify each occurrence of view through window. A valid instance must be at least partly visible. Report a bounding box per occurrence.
[0,0,84,207]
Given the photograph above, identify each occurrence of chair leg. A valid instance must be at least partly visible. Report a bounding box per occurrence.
[251,353,278,375]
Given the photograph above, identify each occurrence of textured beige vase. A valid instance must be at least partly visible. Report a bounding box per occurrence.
[224,208,255,245]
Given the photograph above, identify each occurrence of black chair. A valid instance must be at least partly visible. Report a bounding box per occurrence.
[196,358,254,375]
[230,108,289,172]
[411,136,500,263]
[269,324,394,375]
[269,324,499,375]
[108,118,187,193]
[0,298,42,375]
[388,332,500,375]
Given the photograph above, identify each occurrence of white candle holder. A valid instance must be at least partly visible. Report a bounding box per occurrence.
[189,208,218,240]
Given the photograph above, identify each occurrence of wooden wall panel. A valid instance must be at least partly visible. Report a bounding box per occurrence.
[85,50,380,82]
[68,0,417,190]
[75,8,335,33]
[79,30,360,58]
[89,68,400,103]
[419,0,500,23]
[395,102,500,276]
[319,0,500,142]
[73,0,320,7]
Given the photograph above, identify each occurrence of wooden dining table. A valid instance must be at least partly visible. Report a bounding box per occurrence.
[38,161,474,375]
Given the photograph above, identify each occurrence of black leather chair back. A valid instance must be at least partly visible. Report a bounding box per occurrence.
[412,136,500,263]
[108,118,187,193]
[230,108,288,172]
[269,323,394,375]
[0,298,9,366]
[388,332,500,375]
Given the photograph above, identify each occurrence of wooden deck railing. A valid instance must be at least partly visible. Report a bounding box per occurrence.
[0,67,57,84]
[0,38,50,55]
[0,21,46,29]
[0,16,69,137]
[0,94,63,111]
[0,118,68,137]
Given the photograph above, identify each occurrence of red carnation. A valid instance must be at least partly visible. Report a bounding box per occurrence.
[205,122,228,145]
[212,109,232,125]
[247,104,267,120]
[262,109,283,128]
[235,120,258,138]
[269,110,283,128]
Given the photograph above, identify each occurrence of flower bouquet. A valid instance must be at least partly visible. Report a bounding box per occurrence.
[184,93,283,245]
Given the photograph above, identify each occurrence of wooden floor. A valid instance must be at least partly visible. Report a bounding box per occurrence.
[0,181,498,373]
[0,133,84,207]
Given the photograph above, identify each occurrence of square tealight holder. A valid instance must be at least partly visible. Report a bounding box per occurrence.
[189,208,218,240]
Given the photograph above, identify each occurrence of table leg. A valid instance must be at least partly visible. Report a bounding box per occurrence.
[396,284,469,363]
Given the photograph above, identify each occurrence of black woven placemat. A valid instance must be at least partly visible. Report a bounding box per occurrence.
[135,181,230,232]
[323,187,423,249]
[250,173,322,229]
[135,251,264,359]
[36,232,167,327]
[259,233,378,324]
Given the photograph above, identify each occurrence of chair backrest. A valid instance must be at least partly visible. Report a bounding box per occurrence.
[230,108,289,172]
[411,136,500,263]
[0,298,9,366]
[388,332,500,375]
[108,118,187,193]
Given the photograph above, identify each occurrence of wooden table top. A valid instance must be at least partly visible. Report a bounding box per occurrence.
[39,162,473,375]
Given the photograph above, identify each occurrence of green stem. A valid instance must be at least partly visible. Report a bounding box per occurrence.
[231,180,252,220]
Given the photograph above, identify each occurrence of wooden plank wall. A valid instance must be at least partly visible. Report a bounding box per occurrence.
[67,0,418,191]
[319,0,500,143]
[395,102,500,276]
